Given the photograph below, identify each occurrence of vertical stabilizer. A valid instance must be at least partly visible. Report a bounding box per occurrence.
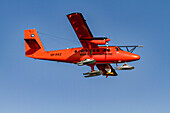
[24,29,45,57]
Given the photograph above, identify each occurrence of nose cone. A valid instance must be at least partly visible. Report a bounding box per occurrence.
[132,54,140,61]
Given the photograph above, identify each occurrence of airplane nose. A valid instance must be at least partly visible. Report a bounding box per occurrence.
[132,54,140,60]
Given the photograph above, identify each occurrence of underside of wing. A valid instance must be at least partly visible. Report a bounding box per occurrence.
[96,64,118,77]
[67,13,98,48]
[67,13,93,40]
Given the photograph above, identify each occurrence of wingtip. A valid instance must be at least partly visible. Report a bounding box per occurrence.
[67,12,82,16]
[138,45,144,47]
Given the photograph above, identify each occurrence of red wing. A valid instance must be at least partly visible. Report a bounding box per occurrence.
[67,13,98,48]
[96,64,118,76]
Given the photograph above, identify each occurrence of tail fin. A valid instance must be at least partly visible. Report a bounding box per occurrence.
[24,29,45,57]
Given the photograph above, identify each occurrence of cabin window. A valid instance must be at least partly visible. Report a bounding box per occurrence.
[81,49,83,52]
[74,50,77,53]
[85,49,88,52]
[107,49,110,52]
[103,49,106,52]
[97,49,99,52]
[93,49,95,52]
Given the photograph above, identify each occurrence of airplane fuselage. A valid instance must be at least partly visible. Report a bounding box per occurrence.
[27,46,140,64]
[24,12,142,77]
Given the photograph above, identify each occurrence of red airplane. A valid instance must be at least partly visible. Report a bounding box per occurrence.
[24,12,142,78]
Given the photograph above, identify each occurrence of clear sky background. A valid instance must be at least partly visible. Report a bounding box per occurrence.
[0,0,170,113]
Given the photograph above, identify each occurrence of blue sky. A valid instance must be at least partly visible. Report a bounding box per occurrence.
[0,0,170,113]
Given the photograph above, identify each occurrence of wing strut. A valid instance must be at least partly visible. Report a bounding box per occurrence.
[118,45,143,53]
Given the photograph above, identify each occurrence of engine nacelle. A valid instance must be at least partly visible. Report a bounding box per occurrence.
[90,37,110,45]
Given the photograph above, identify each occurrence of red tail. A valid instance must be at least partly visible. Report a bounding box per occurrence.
[24,29,45,57]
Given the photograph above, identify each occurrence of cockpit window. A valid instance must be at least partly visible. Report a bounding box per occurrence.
[118,47,123,51]
[115,47,123,51]
[115,47,119,51]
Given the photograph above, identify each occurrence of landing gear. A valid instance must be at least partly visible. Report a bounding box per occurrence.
[83,70,103,77]
[90,64,95,72]
[83,64,103,77]
[77,59,96,66]
[115,63,134,70]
